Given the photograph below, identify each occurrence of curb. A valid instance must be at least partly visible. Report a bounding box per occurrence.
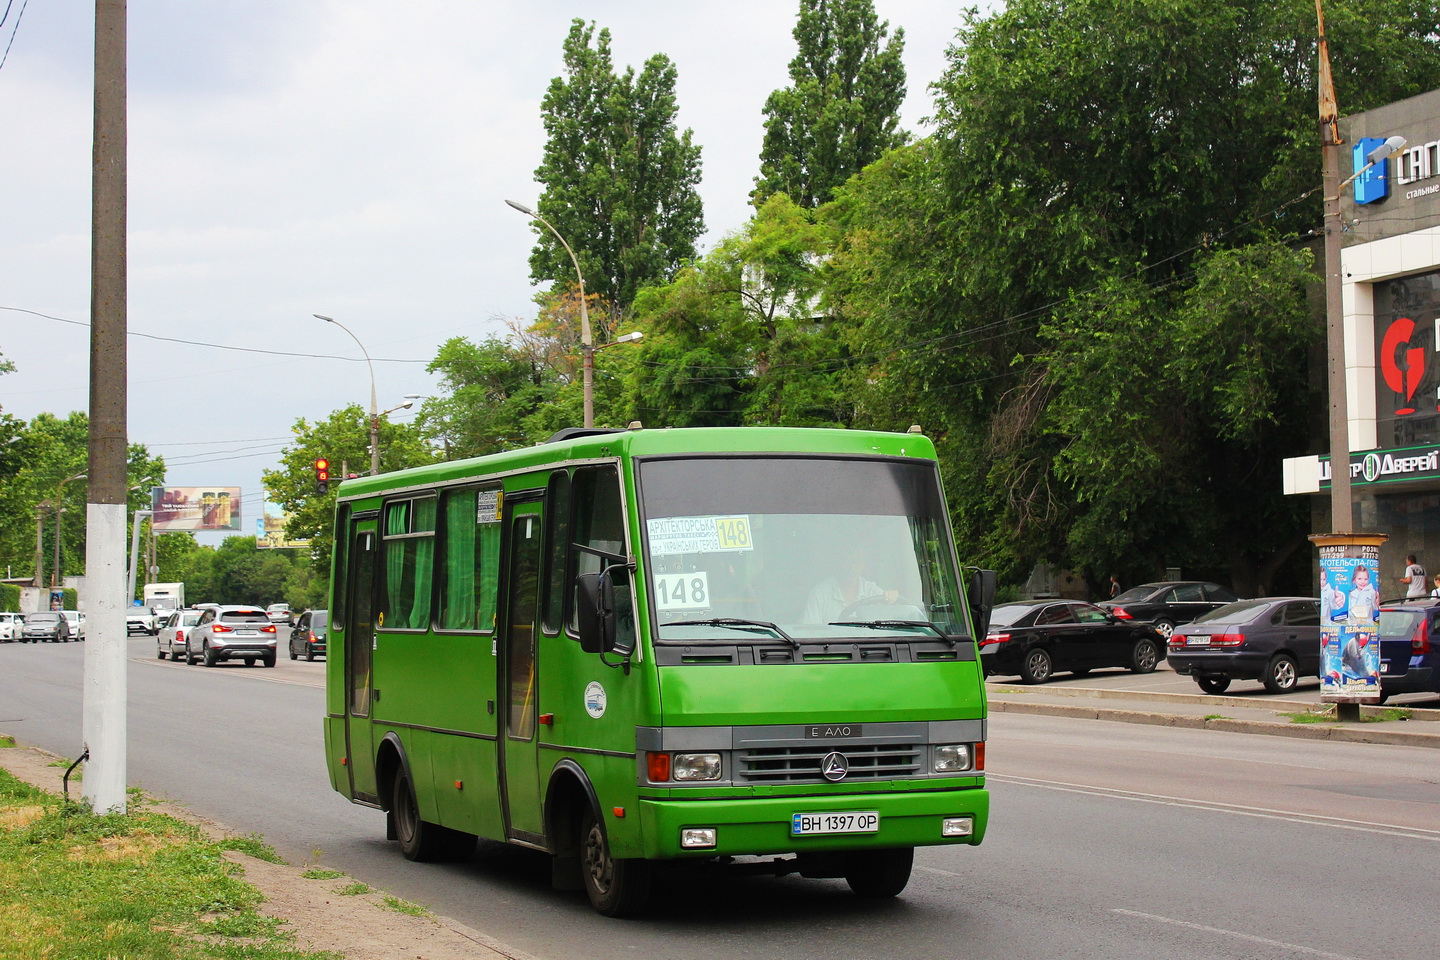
[987,697,1440,749]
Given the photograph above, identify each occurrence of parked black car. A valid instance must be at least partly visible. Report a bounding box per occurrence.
[1375,599,1440,704]
[980,600,1165,683]
[288,609,327,661]
[1167,597,1322,694]
[1099,581,1239,639]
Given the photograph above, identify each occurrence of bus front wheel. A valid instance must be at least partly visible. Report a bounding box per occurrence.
[392,768,475,863]
[844,846,914,898]
[580,807,652,916]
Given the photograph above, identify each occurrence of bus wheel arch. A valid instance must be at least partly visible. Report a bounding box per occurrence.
[545,760,600,891]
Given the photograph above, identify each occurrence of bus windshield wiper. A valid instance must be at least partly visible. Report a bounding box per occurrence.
[665,618,799,649]
[829,620,958,646]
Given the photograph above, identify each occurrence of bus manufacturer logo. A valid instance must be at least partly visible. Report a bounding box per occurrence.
[820,752,849,781]
[584,682,607,719]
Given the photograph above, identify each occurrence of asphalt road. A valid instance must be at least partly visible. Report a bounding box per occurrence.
[2,636,1438,960]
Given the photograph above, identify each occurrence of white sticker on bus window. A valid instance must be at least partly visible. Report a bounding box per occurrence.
[646,515,753,556]
[653,572,711,610]
[477,489,501,524]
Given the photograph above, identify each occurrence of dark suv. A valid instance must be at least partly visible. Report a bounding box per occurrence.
[1375,600,1440,703]
[1099,581,1239,639]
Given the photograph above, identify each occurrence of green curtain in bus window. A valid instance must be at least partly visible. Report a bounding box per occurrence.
[408,498,436,629]
[476,521,500,631]
[384,502,408,629]
[442,490,477,630]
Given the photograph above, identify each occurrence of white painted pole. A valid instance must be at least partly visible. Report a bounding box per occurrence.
[83,503,128,812]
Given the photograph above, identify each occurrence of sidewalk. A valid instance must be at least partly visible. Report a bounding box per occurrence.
[986,682,1440,748]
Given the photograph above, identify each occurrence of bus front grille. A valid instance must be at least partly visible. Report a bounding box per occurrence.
[736,744,923,783]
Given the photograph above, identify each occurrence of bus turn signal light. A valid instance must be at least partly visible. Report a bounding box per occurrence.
[646,752,671,782]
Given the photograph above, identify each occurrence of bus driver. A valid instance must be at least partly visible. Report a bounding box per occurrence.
[802,545,899,623]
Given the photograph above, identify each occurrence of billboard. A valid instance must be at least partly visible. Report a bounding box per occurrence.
[151,486,242,532]
[256,501,310,549]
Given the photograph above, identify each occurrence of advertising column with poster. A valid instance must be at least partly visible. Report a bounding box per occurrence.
[1313,534,1388,704]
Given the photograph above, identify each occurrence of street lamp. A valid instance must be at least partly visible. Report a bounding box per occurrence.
[505,198,596,428]
[52,471,86,588]
[315,314,381,475]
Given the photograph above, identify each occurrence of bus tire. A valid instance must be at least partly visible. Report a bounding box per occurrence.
[580,806,652,916]
[392,768,475,862]
[844,846,914,898]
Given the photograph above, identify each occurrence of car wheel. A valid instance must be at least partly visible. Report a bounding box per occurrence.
[580,805,652,916]
[1130,638,1160,674]
[170,649,182,662]
[1195,677,1231,694]
[1152,619,1175,640]
[305,647,315,662]
[289,643,297,660]
[185,645,197,666]
[1020,647,1053,684]
[244,657,256,667]
[844,846,915,899]
[1262,653,1299,694]
[156,643,166,660]
[262,654,276,668]
[203,644,217,668]
[392,767,476,863]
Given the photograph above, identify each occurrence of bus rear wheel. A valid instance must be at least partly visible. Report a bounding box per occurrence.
[844,846,914,899]
[580,807,652,916]
[392,768,475,862]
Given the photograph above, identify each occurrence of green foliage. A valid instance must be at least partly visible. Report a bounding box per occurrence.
[0,584,18,612]
[827,0,1440,591]
[262,404,435,567]
[0,411,163,586]
[0,770,333,958]
[418,336,554,458]
[531,19,705,309]
[757,0,908,208]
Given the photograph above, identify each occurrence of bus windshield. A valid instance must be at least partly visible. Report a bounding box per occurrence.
[639,456,966,643]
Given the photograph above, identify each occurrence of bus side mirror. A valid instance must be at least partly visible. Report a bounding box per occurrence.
[576,572,616,654]
[967,568,996,640]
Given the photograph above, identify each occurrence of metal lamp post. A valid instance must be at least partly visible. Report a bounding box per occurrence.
[505,199,595,428]
[52,472,87,588]
[315,314,381,475]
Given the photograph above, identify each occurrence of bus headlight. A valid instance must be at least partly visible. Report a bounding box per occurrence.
[933,744,973,774]
[672,753,723,781]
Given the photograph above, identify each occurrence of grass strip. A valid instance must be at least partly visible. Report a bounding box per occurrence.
[0,767,339,959]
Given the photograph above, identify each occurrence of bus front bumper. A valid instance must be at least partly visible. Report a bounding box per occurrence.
[637,786,989,859]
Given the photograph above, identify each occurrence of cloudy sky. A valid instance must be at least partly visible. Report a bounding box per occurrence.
[0,1,991,538]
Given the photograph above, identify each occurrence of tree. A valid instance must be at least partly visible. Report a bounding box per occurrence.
[417,335,555,459]
[530,19,705,310]
[262,405,435,567]
[827,0,1440,590]
[624,194,845,427]
[755,0,907,209]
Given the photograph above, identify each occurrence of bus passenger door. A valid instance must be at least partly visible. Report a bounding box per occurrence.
[499,501,545,842]
[344,521,380,803]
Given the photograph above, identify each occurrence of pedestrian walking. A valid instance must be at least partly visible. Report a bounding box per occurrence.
[1402,554,1428,599]
[1107,575,1121,599]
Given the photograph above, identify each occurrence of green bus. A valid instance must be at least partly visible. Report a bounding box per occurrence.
[324,425,994,915]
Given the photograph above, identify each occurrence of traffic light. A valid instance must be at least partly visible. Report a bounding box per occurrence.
[314,458,330,495]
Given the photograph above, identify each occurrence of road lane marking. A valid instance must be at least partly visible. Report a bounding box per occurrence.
[1112,909,1379,960]
[991,773,1440,842]
[131,655,324,688]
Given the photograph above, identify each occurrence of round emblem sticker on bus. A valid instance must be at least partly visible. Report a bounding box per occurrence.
[584,682,607,719]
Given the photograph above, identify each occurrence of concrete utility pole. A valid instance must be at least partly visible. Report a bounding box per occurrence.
[84,0,129,814]
[1317,0,1352,535]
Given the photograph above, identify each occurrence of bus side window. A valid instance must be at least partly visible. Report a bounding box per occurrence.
[332,505,351,632]
[566,465,630,650]
[382,497,437,630]
[542,470,571,635]
[439,487,502,632]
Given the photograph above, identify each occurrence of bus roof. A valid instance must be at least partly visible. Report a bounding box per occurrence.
[335,426,937,502]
